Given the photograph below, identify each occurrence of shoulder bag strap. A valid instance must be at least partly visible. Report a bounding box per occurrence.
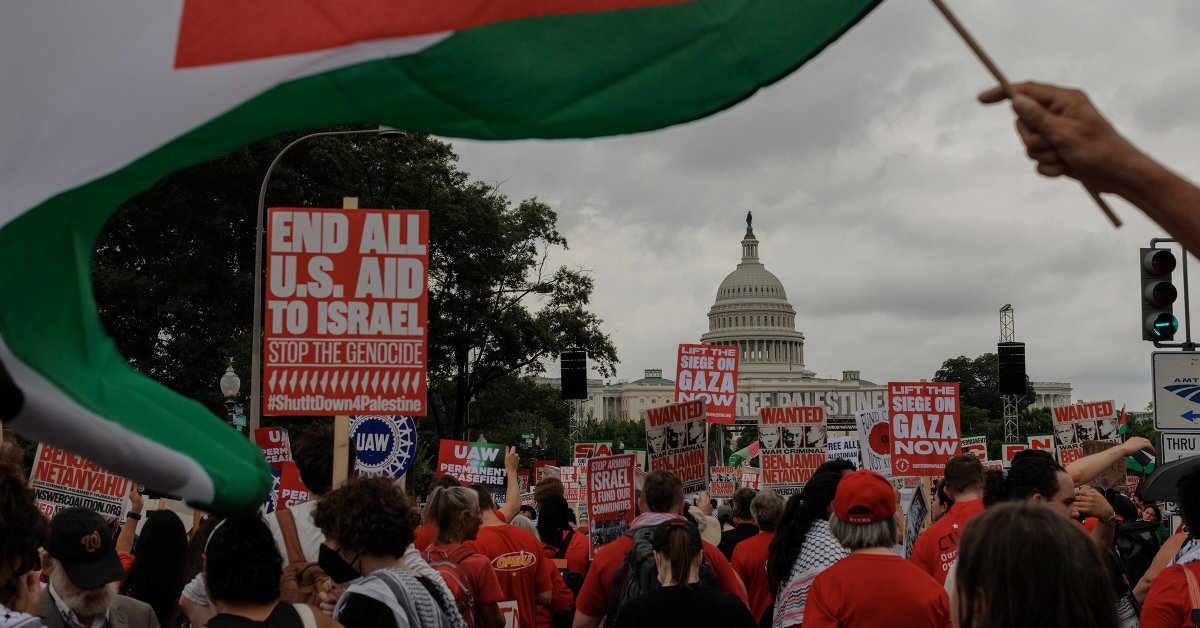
[277,508,307,566]
[1184,564,1200,611]
[292,603,318,628]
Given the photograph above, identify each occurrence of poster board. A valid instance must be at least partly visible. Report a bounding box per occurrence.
[574,441,614,466]
[903,478,929,560]
[736,467,761,490]
[889,382,960,477]
[709,466,737,498]
[646,400,708,494]
[960,435,987,461]
[1026,433,1055,452]
[437,439,506,485]
[675,344,739,424]
[29,444,131,523]
[1001,443,1027,468]
[826,436,860,466]
[1081,440,1127,489]
[759,406,826,496]
[1051,400,1117,465]
[349,415,416,479]
[263,207,429,416]
[587,454,637,554]
[855,407,891,478]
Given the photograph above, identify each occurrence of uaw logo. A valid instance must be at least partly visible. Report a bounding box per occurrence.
[81,531,102,554]
[349,415,416,479]
[492,550,536,572]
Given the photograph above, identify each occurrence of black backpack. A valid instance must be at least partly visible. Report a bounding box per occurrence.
[555,529,586,596]
[1112,520,1161,586]
[604,526,717,627]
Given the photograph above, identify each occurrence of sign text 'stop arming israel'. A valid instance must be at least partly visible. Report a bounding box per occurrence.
[437,439,506,485]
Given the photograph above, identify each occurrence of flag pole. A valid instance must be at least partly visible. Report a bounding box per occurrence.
[928,0,1122,228]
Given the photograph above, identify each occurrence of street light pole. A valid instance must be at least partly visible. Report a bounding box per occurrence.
[219,358,242,432]
[248,127,404,432]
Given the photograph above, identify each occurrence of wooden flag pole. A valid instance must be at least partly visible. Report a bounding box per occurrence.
[928,0,1122,228]
[331,196,359,491]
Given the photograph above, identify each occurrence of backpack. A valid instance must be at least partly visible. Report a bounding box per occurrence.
[421,545,478,625]
[277,508,330,606]
[604,526,717,627]
[1112,520,1161,586]
[554,529,586,596]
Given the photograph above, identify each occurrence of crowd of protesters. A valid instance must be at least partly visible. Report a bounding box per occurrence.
[6,424,1200,628]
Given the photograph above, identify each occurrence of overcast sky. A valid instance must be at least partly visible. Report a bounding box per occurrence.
[448,0,1200,411]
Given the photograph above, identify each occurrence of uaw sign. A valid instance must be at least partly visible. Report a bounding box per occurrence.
[264,208,429,416]
[350,415,417,479]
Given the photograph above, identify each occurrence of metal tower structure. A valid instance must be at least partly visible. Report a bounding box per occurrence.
[999,305,1019,442]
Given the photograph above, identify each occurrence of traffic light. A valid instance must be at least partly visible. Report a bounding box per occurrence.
[1141,247,1179,341]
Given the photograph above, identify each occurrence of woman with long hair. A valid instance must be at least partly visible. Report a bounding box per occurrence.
[612,519,756,628]
[424,486,503,628]
[535,495,589,579]
[0,444,49,627]
[120,511,188,627]
[767,472,849,628]
[955,502,1118,628]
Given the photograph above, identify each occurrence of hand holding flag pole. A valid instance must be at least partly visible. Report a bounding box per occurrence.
[928,0,1122,228]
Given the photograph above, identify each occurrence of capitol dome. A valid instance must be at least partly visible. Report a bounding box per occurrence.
[700,214,813,378]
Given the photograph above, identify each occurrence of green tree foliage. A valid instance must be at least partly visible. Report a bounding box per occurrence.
[91,130,617,442]
[933,352,1038,459]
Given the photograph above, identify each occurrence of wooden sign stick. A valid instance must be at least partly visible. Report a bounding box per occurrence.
[331,196,359,490]
[928,0,1122,228]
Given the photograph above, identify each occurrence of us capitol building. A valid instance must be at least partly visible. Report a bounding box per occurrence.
[541,214,1070,431]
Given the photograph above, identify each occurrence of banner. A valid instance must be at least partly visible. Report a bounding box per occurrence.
[29,444,131,523]
[709,466,737,498]
[675,344,739,424]
[1001,443,1027,467]
[350,415,417,479]
[759,406,826,496]
[826,436,860,466]
[253,427,294,470]
[1081,440,1126,489]
[587,454,637,554]
[960,435,987,461]
[1052,401,1118,465]
[646,400,708,494]
[889,382,960,476]
[736,467,761,490]
[263,207,429,416]
[574,441,614,466]
[1026,433,1054,452]
[436,440,506,485]
[559,465,586,509]
[855,407,891,478]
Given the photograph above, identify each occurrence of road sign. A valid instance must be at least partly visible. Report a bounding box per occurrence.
[1159,432,1200,463]
[1153,352,1200,431]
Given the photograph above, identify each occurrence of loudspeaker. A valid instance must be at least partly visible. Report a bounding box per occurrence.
[560,349,588,400]
[997,342,1027,396]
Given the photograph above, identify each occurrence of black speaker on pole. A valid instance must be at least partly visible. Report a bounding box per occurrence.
[997,342,1027,396]
[560,349,588,400]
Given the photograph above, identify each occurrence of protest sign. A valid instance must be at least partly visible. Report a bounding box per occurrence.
[760,406,826,496]
[587,454,637,554]
[349,415,416,479]
[736,467,761,490]
[710,466,737,498]
[889,382,960,476]
[494,469,533,507]
[1051,400,1117,465]
[533,459,557,482]
[826,436,860,466]
[960,435,987,461]
[263,207,429,416]
[1081,440,1126,489]
[903,478,928,560]
[29,444,131,522]
[1001,443,1027,467]
[855,407,891,478]
[646,400,708,494]
[982,460,1004,474]
[276,461,310,511]
[1026,433,1054,452]
[626,448,648,470]
[675,344,739,424]
[253,427,293,470]
[574,441,613,466]
[437,439,506,485]
[559,465,586,508]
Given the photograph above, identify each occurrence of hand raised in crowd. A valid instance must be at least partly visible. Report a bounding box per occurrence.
[698,491,714,516]
[1120,436,1155,457]
[505,445,520,473]
[128,483,144,513]
[1075,485,1115,520]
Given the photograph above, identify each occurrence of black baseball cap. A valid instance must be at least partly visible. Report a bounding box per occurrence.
[652,518,702,551]
[44,507,125,589]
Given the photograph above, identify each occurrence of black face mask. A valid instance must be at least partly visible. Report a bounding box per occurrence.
[318,543,361,584]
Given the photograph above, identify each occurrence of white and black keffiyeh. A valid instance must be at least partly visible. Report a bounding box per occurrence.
[773,519,850,628]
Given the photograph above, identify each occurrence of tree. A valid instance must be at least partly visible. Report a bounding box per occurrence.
[92,130,617,439]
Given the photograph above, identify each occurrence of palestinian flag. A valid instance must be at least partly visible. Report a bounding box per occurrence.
[1,0,881,513]
[729,440,761,467]
[1119,405,1128,437]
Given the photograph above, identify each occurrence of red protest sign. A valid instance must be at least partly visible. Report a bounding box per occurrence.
[436,439,507,485]
[645,400,708,494]
[574,441,613,466]
[263,208,428,416]
[253,427,293,471]
[29,444,131,523]
[587,454,637,555]
[675,344,739,424]
[560,465,586,507]
[961,435,987,461]
[276,461,311,511]
[759,406,826,495]
[1001,443,1027,467]
[889,382,960,476]
[710,466,737,498]
[1026,434,1054,451]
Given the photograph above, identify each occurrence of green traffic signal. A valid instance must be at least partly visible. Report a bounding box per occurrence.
[1141,247,1179,341]
[1148,312,1179,338]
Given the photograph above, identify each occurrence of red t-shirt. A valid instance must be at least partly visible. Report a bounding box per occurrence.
[910,498,985,585]
[540,529,592,577]
[1142,563,1200,628]
[731,531,774,623]
[425,543,506,628]
[414,522,437,551]
[465,524,552,628]
[536,562,576,628]
[805,553,951,628]
[574,531,748,620]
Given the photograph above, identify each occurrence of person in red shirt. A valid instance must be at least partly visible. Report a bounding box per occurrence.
[910,455,984,585]
[536,494,591,579]
[418,448,523,551]
[572,470,748,628]
[465,485,553,628]
[731,488,783,624]
[424,485,506,628]
[1142,468,1200,627]
[804,470,951,628]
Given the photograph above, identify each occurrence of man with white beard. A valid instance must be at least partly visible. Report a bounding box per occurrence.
[37,507,159,628]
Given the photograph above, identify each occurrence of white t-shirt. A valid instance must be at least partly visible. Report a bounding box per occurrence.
[266,500,325,563]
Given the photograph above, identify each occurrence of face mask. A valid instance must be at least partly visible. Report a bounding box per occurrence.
[318,543,361,584]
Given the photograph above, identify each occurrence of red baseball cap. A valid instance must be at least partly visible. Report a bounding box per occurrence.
[833,470,896,524]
